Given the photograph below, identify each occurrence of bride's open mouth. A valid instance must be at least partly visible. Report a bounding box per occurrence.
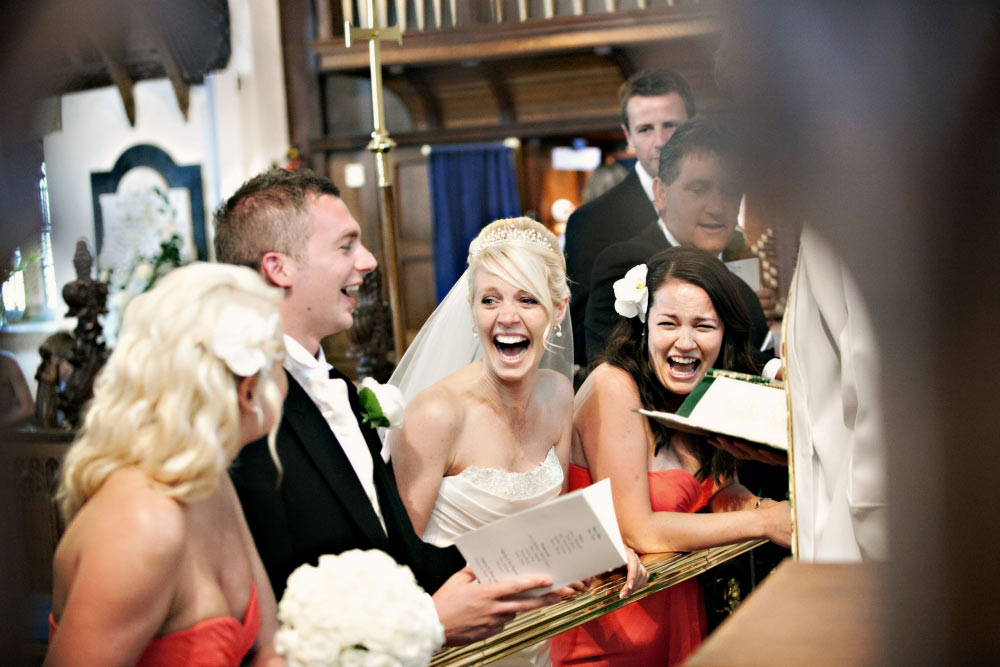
[494,334,530,363]
[667,355,701,378]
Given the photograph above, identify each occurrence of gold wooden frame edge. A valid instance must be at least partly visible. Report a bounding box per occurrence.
[430,539,767,666]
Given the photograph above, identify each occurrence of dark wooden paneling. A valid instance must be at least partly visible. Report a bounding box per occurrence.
[393,150,437,340]
[280,0,323,159]
[313,7,717,70]
[504,53,622,123]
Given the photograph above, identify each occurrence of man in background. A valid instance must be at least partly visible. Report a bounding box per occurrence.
[564,68,695,369]
[583,119,770,365]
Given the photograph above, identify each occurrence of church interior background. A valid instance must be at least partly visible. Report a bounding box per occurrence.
[3,1,1000,665]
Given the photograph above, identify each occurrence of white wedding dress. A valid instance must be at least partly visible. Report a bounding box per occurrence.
[422,446,564,666]
[388,265,574,665]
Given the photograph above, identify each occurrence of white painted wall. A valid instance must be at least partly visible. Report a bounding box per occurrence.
[1,0,289,391]
[41,0,287,290]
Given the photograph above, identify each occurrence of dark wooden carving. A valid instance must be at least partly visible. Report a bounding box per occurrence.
[35,345,62,429]
[58,240,109,428]
[347,267,395,383]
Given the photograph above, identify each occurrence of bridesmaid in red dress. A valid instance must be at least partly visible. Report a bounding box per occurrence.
[45,264,286,667]
[551,248,792,666]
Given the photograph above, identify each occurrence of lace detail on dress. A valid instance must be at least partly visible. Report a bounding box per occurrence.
[457,447,563,500]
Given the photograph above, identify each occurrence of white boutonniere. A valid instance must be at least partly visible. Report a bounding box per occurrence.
[613,263,649,323]
[358,377,406,429]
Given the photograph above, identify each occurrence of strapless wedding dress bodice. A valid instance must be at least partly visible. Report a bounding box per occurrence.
[422,446,563,667]
[422,446,563,548]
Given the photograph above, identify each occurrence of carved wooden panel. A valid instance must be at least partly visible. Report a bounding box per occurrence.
[392,149,437,343]
[10,436,73,597]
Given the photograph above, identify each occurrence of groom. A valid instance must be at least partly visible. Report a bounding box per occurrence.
[215,167,560,644]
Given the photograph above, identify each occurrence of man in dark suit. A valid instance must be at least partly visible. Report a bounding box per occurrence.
[564,69,696,368]
[214,168,560,645]
[584,119,771,366]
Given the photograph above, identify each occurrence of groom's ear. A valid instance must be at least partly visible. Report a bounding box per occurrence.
[260,251,294,289]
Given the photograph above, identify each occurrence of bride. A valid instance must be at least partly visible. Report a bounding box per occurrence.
[389,217,645,666]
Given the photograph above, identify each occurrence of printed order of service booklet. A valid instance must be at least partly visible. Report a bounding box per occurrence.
[453,478,628,593]
[638,369,788,451]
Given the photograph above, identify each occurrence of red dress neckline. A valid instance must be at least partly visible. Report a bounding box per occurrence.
[50,583,259,667]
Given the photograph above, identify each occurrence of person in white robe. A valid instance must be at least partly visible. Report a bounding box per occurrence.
[785,225,888,561]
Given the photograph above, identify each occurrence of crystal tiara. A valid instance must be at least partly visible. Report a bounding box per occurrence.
[468,224,554,258]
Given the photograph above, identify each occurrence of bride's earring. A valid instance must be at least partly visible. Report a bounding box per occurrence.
[471,324,478,338]
[553,322,563,338]
[252,402,264,425]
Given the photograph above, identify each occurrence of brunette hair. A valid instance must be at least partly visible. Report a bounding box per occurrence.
[657,118,742,187]
[601,247,758,481]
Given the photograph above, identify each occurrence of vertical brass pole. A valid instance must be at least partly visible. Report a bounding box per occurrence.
[347,0,406,362]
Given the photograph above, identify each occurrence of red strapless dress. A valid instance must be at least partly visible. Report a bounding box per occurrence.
[551,465,714,667]
[49,583,259,667]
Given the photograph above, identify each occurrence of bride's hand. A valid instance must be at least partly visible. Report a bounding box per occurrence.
[553,579,589,598]
[620,547,648,599]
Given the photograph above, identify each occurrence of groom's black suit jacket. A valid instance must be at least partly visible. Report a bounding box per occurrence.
[230,368,464,598]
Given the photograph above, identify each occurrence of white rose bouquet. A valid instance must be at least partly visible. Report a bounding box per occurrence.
[274,550,444,667]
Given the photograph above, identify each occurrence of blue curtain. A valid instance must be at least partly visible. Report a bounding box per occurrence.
[428,143,521,302]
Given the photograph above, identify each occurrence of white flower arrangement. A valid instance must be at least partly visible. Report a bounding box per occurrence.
[358,377,406,429]
[274,550,444,667]
[211,306,282,376]
[99,184,190,343]
[613,263,649,323]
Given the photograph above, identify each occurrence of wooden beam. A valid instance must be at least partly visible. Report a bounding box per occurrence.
[309,114,626,151]
[316,0,333,39]
[312,7,717,70]
[607,46,635,81]
[392,70,442,129]
[85,29,136,126]
[280,0,324,161]
[146,25,190,120]
[482,64,515,125]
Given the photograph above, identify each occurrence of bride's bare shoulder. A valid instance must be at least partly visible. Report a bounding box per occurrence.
[537,368,574,407]
[405,367,477,434]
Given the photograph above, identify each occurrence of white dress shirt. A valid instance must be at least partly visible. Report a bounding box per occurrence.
[283,335,386,534]
[635,160,657,203]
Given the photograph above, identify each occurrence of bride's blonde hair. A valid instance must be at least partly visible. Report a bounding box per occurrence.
[57,263,284,521]
[467,217,569,346]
